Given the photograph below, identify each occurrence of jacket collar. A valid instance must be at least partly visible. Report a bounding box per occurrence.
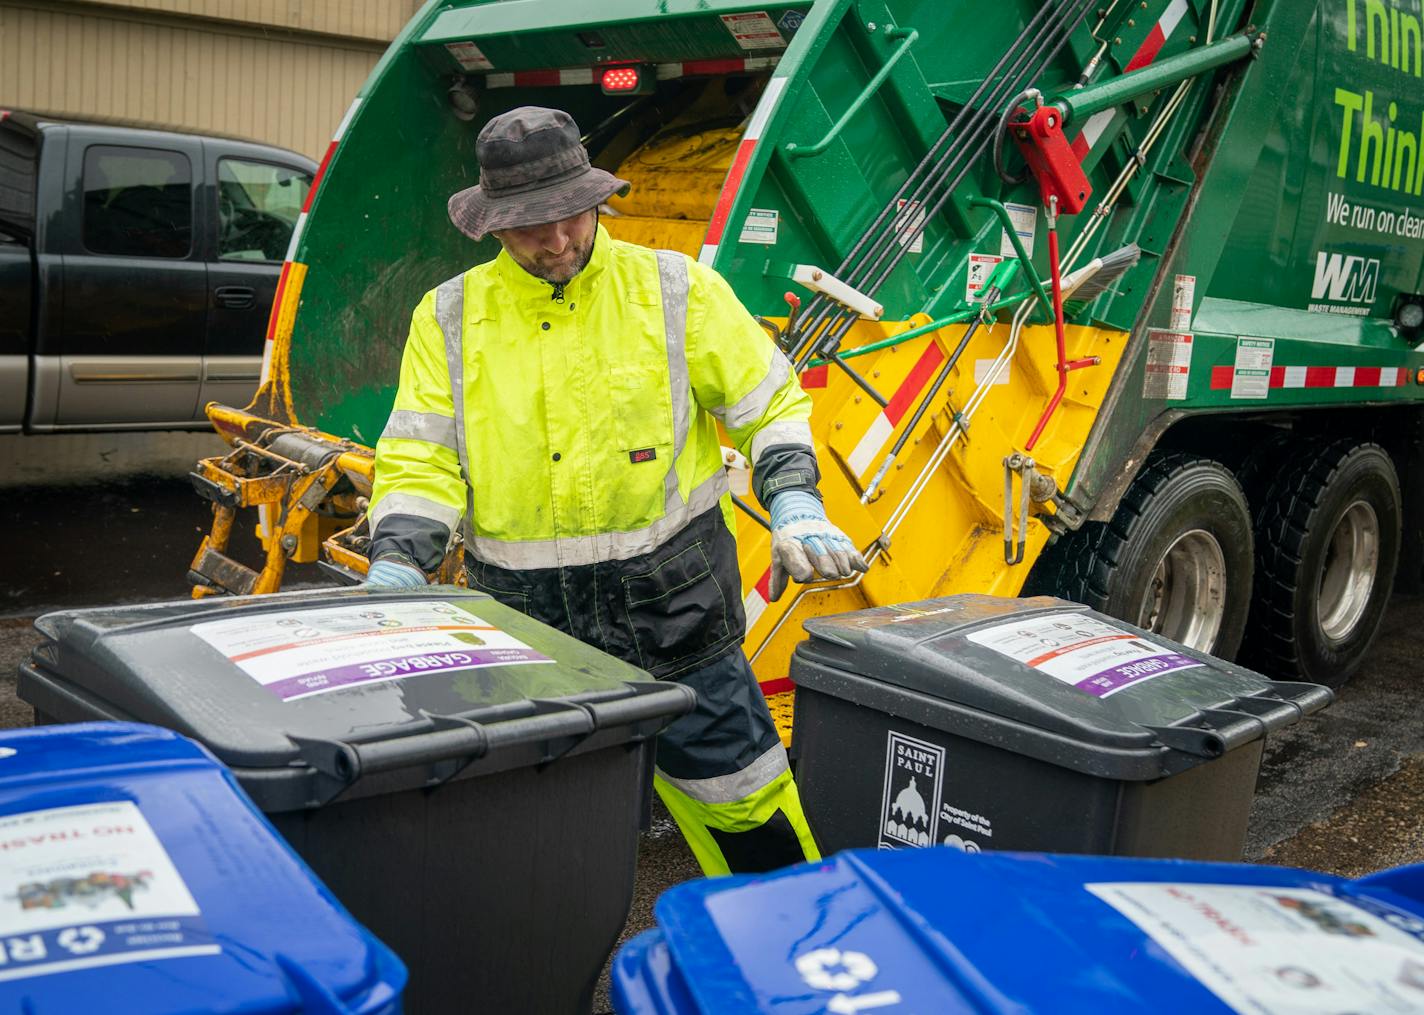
[493,222,612,304]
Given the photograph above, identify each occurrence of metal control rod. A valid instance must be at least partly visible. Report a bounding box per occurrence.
[789,0,1097,367]
[860,279,1006,503]
[787,1,1071,363]
[803,0,1098,363]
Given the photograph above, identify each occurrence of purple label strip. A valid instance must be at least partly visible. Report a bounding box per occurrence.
[267,647,551,701]
[1074,652,1200,697]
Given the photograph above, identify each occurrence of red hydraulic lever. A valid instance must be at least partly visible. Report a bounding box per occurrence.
[1011,104,1092,215]
[1024,200,1099,452]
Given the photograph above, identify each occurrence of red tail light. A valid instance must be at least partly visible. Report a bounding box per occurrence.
[600,66,649,94]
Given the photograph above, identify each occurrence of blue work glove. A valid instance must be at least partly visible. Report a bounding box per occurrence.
[768,490,869,602]
[364,558,428,588]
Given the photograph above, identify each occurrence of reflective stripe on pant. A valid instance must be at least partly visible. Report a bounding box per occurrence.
[653,649,820,876]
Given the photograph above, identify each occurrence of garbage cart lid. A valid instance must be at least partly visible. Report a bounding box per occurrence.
[23,588,694,810]
[0,722,405,1014]
[791,595,1332,778]
[626,847,1424,1014]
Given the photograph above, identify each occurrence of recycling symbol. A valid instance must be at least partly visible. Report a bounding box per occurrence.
[58,926,104,955]
[795,948,878,992]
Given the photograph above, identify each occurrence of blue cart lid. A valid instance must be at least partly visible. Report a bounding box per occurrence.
[0,722,405,1014]
[616,847,1424,1014]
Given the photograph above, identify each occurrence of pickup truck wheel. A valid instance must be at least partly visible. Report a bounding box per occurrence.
[1243,441,1400,688]
[1033,452,1254,659]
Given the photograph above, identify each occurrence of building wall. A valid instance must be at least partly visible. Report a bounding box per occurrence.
[63,0,420,43]
[0,0,427,159]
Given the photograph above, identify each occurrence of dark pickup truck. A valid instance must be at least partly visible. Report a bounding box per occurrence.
[0,111,315,432]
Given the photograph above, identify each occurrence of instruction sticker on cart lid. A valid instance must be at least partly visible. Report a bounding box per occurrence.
[965,614,1202,697]
[1087,881,1424,1013]
[0,801,218,981]
[191,600,553,702]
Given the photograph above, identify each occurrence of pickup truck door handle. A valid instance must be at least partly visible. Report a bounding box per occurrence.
[214,285,257,310]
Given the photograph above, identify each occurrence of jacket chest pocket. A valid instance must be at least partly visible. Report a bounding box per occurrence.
[610,364,674,454]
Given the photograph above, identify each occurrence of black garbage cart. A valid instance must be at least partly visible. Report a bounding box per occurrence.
[790,594,1332,861]
[20,587,694,1014]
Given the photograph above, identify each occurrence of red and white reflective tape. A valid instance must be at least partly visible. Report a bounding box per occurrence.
[302,97,362,217]
[485,67,595,88]
[281,96,363,265]
[259,315,278,384]
[656,56,780,79]
[1069,108,1115,160]
[484,56,779,89]
[743,569,773,631]
[1209,365,1409,390]
[283,211,308,264]
[699,76,787,265]
[1071,0,1189,160]
[1125,0,1190,71]
[845,340,948,477]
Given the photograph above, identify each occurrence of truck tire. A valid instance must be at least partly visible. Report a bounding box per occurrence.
[1243,441,1400,688]
[1035,452,1254,659]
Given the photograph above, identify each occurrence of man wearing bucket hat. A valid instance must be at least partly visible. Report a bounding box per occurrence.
[364,106,866,876]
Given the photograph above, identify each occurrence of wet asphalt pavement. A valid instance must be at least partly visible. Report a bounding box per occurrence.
[2,431,1422,1011]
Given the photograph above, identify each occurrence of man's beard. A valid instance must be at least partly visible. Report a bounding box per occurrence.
[514,225,596,285]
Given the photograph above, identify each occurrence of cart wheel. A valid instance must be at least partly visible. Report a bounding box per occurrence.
[1243,440,1400,688]
[1034,452,1254,659]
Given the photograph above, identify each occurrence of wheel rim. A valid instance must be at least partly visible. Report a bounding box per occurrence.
[1317,499,1379,642]
[1138,529,1227,652]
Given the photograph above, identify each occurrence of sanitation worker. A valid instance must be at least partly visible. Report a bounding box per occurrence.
[363,106,866,876]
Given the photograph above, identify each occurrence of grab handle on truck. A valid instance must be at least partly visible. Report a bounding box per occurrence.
[784,26,919,159]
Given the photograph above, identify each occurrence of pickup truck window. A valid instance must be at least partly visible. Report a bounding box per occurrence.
[82,145,192,258]
[217,158,312,262]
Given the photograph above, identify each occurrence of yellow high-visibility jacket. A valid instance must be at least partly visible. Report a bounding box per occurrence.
[368,225,816,673]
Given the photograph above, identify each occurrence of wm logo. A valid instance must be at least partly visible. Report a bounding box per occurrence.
[1312,252,1379,304]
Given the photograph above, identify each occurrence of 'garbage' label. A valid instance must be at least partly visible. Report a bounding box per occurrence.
[191,600,554,702]
[966,613,1202,697]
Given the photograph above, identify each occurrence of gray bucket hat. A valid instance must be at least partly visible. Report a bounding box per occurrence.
[448,106,630,241]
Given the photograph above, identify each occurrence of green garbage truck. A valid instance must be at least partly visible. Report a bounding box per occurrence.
[184,0,1424,723]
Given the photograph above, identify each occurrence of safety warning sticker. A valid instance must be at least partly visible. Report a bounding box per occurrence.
[895,199,925,254]
[1170,273,1196,331]
[192,600,553,702]
[1144,328,1193,400]
[720,12,786,49]
[1231,337,1274,399]
[879,731,944,849]
[966,253,1003,302]
[965,614,1201,697]
[0,801,217,982]
[1087,882,1424,1014]
[999,201,1037,258]
[739,208,779,245]
[445,41,493,71]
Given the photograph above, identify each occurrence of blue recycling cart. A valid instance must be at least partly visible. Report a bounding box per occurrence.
[613,846,1424,1013]
[0,722,405,1013]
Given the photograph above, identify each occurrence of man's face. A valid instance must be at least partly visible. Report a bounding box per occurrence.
[493,209,597,285]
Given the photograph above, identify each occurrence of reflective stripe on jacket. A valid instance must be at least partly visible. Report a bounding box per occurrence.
[368,224,814,574]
